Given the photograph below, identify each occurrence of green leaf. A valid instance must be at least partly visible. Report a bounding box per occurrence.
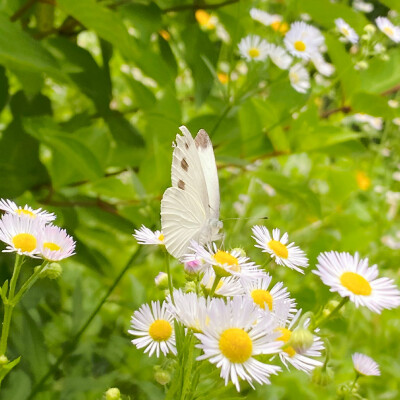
[0,65,9,112]
[0,12,62,78]
[23,117,104,186]
[351,92,396,119]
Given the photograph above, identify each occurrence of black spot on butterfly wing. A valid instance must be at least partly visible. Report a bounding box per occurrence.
[181,158,189,171]
[178,180,185,190]
[195,129,211,149]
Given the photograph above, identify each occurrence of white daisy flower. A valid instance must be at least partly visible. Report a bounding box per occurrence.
[250,8,282,27]
[242,275,296,314]
[311,53,335,76]
[201,268,245,297]
[195,296,282,391]
[0,199,55,223]
[128,300,176,357]
[335,18,359,44]
[352,353,380,376]
[37,224,75,261]
[238,35,269,62]
[252,226,309,273]
[353,1,373,13]
[274,306,324,373]
[167,290,213,332]
[289,63,311,94]
[313,251,400,313]
[187,241,265,281]
[0,213,44,257]
[284,21,324,59]
[133,225,164,245]
[267,44,293,70]
[376,17,400,43]
[354,113,383,130]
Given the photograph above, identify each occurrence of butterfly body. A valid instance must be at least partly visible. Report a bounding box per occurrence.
[161,126,222,259]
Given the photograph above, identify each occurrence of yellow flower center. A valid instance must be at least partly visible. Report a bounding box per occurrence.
[356,171,371,191]
[12,233,37,253]
[213,250,238,266]
[340,272,372,296]
[148,319,172,341]
[16,209,35,218]
[158,233,165,242]
[251,289,273,310]
[219,328,253,363]
[248,47,260,58]
[268,240,288,259]
[195,10,215,29]
[271,21,289,34]
[218,72,229,84]
[384,26,394,36]
[341,27,350,36]
[276,327,296,357]
[294,40,306,52]
[43,242,61,251]
[290,72,300,84]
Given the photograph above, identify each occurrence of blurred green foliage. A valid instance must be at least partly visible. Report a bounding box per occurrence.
[0,0,400,399]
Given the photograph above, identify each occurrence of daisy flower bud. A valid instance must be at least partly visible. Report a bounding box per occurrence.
[105,388,121,400]
[312,366,334,386]
[154,272,169,289]
[0,355,8,365]
[364,24,376,34]
[154,366,172,385]
[38,262,63,279]
[288,327,315,353]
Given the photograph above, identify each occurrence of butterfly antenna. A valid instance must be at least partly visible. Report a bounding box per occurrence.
[222,216,268,221]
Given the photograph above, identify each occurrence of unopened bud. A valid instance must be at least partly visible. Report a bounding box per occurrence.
[37,263,62,279]
[184,259,203,274]
[364,24,376,34]
[154,366,171,385]
[288,328,314,353]
[380,54,390,61]
[184,281,197,293]
[105,387,121,400]
[0,355,8,365]
[312,366,334,386]
[355,61,368,70]
[155,272,169,289]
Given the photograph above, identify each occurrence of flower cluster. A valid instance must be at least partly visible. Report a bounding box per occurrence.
[0,199,75,262]
[130,222,399,391]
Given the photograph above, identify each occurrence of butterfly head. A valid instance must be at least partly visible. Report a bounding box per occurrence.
[209,218,223,241]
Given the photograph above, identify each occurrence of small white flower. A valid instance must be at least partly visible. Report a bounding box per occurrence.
[388,99,399,108]
[352,353,380,376]
[133,225,164,245]
[250,8,282,27]
[242,275,296,315]
[252,226,309,273]
[38,224,75,261]
[186,241,265,281]
[313,251,400,313]
[274,307,324,373]
[393,117,400,127]
[284,22,324,59]
[238,35,269,62]
[335,18,359,43]
[289,63,311,93]
[129,301,176,357]
[167,290,213,332]
[267,44,293,70]
[0,199,55,223]
[311,53,335,76]
[354,113,383,130]
[353,0,374,13]
[0,213,44,257]
[376,17,400,43]
[195,296,282,391]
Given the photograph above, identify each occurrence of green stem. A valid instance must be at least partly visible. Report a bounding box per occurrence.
[351,372,360,390]
[13,261,49,304]
[315,297,349,328]
[209,275,221,297]
[0,254,24,356]
[164,251,174,305]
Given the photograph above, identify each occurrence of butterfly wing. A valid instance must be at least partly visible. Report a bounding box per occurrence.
[195,129,220,220]
[161,187,207,258]
[161,126,212,258]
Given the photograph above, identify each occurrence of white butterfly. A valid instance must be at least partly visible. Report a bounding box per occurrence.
[161,126,223,259]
